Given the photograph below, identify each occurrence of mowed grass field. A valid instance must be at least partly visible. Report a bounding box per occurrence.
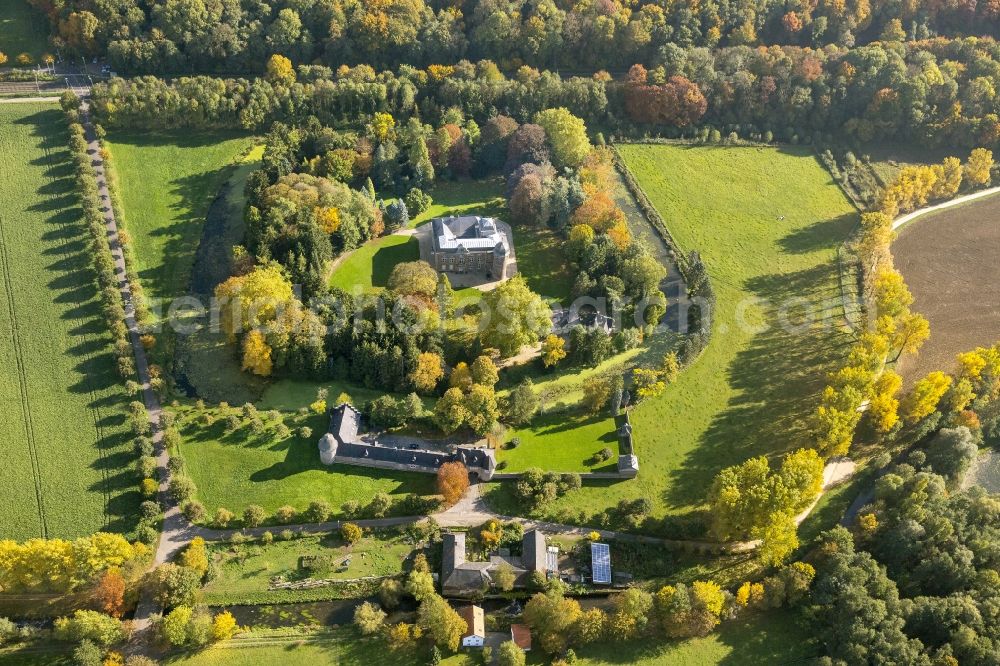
[0,0,50,61]
[489,145,857,523]
[893,193,1000,382]
[0,104,137,540]
[105,131,253,302]
[175,406,435,519]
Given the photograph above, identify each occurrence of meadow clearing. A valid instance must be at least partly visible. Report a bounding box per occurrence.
[489,144,858,525]
[0,104,137,540]
[104,130,253,303]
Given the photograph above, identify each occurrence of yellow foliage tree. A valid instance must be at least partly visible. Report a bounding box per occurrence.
[241,330,273,377]
[868,370,902,433]
[410,352,444,393]
[964,147,993,187]
[930,156,964,199]
[873,269,913,319]
[180,537,208,575]
[212,611,238,641]
[215,264,294,341]
[265,54,295,85]
[540,334,567,368]
[316,206,341,234]
[370,112,396,142]
[342,522,363,544]
[902,371,953,423]
[858,512,878,533]
[607,218,632,250]
[0,534,143,593]
[948,377,976,413]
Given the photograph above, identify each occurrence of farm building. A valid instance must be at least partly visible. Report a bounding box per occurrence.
[441,528,557,597]
[458,605,486,647]
[318,403,497,480]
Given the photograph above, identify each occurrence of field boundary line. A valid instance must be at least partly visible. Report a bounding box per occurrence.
[0,215,48,538]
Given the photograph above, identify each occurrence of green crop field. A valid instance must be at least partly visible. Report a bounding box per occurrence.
[489,145,857,525]
[105,131,253,303]
[175,406,435,519]
[0,0,50,61]
[0,104,137,540]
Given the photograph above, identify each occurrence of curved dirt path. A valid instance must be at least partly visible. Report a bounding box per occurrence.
[891,185,1000,231]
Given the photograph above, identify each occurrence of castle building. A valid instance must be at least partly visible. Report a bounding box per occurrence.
[429,216,510,279]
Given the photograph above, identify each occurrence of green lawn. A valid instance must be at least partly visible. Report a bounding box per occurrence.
[573,609,814,665]
[105,130,253,303]
[258,378,420,412]
[201,531,418,605]
[329,233,419,292]
[511,225,574,302]
[489,145,857,525]
[410,178,506,226]
[176,406,435,519]
[0,0,50,61]
[0,104,137,540]
[497,411,620,473]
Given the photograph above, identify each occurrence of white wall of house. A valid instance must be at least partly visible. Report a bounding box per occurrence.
[462,635,485,647]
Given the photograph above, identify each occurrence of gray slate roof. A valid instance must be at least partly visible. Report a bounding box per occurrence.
[325,404,496,474]
[522,529,547,572]
[432,216,509,255]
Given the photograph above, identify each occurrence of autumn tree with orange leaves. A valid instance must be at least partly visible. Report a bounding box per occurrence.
[437,462,469,507]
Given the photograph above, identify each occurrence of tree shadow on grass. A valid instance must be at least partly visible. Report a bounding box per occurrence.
[18,108,142,535]
[779,212,857,254]
[137,164,237,300]
[247,437,436,496]
[371,237,420,287]
[664,259,854,508]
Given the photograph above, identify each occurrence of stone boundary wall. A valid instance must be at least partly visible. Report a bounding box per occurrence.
[332,456,636,481]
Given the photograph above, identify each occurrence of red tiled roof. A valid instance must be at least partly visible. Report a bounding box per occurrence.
[511,623,531,650]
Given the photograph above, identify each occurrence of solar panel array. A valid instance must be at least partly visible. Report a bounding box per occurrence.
[591,542,611,584]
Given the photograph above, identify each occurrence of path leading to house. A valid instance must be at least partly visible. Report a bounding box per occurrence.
[892,185,1000,230]
[77,99,178,634]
